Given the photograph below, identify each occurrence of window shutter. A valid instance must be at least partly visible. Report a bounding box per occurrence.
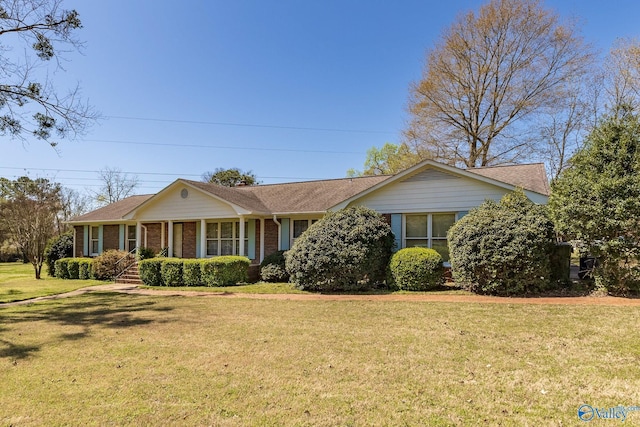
[456,211,469,221]
[390,214,402,252]
[280,218,290,250]
[248,219,256,259]
[98,225,104,254]
[119,225,125,251]
[83,225,89,256]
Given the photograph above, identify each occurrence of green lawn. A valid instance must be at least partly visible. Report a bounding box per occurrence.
[1,292,639,425]
[0,262,104,303]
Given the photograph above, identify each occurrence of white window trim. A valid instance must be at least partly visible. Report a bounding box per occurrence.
[290,218,320,247]
[90,226,99,256]
[205,221,248,257]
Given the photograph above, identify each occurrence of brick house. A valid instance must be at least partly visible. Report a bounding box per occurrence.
[67,159,550,266]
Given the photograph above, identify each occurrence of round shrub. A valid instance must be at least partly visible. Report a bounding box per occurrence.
[389,248,444,291]
[45,232,73,277]
[285,206,394,292]
[139,258,164,286]
[448,190,555,296]
[161,258,184,286]
[183,259,203,286]
[137,247,155,260]
[67,258,81,279]
[260,250,289,282]
[91,249,131,280]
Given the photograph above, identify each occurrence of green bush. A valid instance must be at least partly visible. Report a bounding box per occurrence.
[389,248,444,291]
[183,259,204,286]
[285,207,394,291]
[54,258,71,279]
[137,247,155,260]
[161,258,184,286]
[78,258,93,280]
[92,249,131,280]
[67,258,81,279]
[448,190,556,296]
[139,258,164,286]
[45,232,73,277]
[259,250,289,282]
[201,256,250,286]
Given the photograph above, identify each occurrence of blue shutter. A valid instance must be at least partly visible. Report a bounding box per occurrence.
[456,211,469,221]
[390,214,402,252]
[280,218,290,250]
[98,225,104,254]
[83,225,89,256]
[248,219,256,259]
[119,225,125,250]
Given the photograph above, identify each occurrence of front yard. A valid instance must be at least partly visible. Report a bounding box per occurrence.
[1,289,639,425]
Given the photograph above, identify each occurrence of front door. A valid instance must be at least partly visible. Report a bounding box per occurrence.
[173,223,183,258]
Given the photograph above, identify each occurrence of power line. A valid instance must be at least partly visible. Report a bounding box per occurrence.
[84,138,365,154]
[106,115,396,135]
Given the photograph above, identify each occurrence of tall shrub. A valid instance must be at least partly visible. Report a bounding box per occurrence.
[44,232,73,277]
[259,250,289,282]
[448,190,555,296]
[389,247,444,291]
[285,206,394,291]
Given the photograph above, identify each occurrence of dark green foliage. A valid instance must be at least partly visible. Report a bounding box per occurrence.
[201,256,250,286]
[285,206,394,291]
[182,259,204,286]
[549,243,573,285]
[549,109,640,293]
[139,258,164,286]
[44,232,73,277]
[54,258,70,279]
[160,258,184,286]
[137,247,155,260]
[448,190,556,296]
[91,249,131,280]
[388,248,444,291]
[78,258,92,280]
[259,250,289,282]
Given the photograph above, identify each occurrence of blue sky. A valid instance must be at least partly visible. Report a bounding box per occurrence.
[3,0,640,195]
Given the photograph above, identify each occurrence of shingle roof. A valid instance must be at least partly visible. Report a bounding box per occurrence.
[70,194,154,222]
[468,163,550,196]
[183,175,390,213]
[67,161,549,223]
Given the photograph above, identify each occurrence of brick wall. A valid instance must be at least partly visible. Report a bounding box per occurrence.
[103,225,120,251]
[75,226,84,256]
[144,223,162,253]
[182,222,197,258]
[263,219,279,258]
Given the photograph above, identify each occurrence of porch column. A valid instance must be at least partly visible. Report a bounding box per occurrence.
[161,222,165,249]
[72,227,77,258]
[239,215,245,257]
[200,219,207,258]
[136,221,142,255]
[168,220,174,257]
[259,218,265,263]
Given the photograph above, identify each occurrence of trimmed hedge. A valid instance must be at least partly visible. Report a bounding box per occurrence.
[67,258,81,279]
[139,258,164,286]
[78,258,93,279]
[202,256,250,286]
[183,259,203,286]
[160,258,184,286]
[259,250,289,282]
[54,258,71,279]
[389,247,444,291]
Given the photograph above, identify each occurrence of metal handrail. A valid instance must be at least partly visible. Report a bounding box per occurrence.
[114,247,138,281]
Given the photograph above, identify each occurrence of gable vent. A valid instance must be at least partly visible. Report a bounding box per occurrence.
[403,169,460,183]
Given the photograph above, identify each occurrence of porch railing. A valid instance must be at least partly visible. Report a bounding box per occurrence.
[114,247,138,281]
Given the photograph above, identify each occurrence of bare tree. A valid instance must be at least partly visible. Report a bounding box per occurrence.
[0,177,62,278]
[93,167,139,206]
[0,0,97,147]
[56,186,92,232]
[405,0,595,168]
[604,38,640,114]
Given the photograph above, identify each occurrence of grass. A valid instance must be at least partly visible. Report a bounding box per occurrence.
[1,292,639,425]
[0,262,104,304]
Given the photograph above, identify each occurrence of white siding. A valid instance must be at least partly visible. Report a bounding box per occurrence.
[134,186,237,221]
[352,169,510,213]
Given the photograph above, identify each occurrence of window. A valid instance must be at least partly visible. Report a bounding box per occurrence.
[292,219,319,244]
[127,225,136,251]
[206,221,249,257]
[90,226,99,255]
[404,213,455,261]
